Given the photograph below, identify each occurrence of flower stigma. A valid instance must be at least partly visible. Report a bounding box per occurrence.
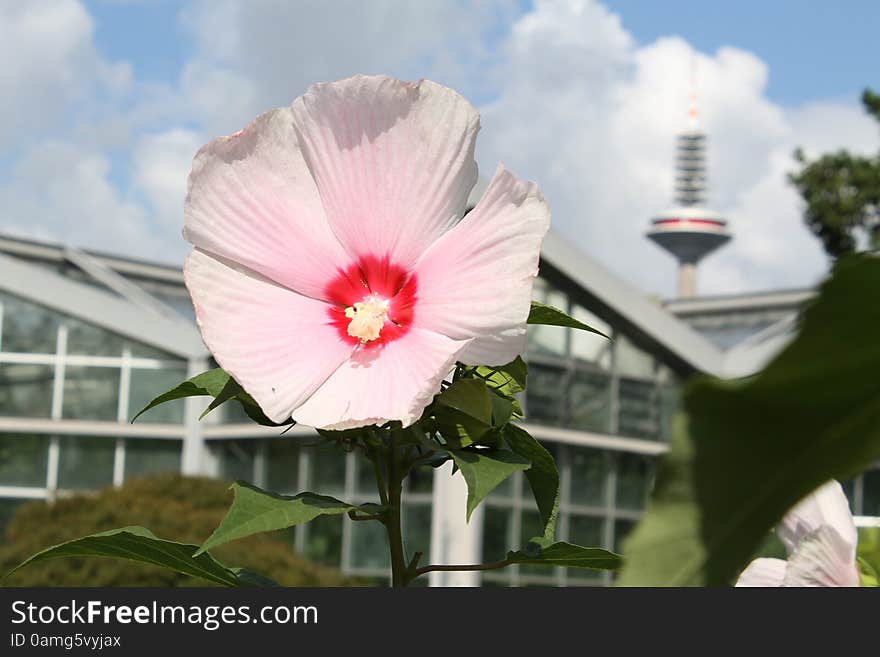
[344,294,391,343]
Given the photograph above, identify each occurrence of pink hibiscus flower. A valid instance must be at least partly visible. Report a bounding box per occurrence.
[182,75,550,430]
[736,480,860,587]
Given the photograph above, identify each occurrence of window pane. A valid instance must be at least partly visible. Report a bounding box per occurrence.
[863,469,880,517]
[569,447,607,507]
[65,317,125,356]
[568,514,604,547]
[57,435,115,490]
[128,341,178,360]
[0,363,54,417]
[406,465,433,495]
[570,305,611,366]
[525,363,565,425]
[308,445,346,495]
[614,519,637,552]
[404,503,432,561]
[62,366,119,421]
[128,367,187,423]
[0,294,60,354]
[658,370,681,441]
[482,506,512,561]
[615,334,655,380]
[266,439,300,493]
[0,433,49,487]
[355,454,376,496]
[616,453,653,511]
[221,399,252,423]
[217,440,256,483]
[350,520,390,569]
[303,515,343,566]
[527,279,568,357]
[569,367,611,432]
[618,377,659,440]
[124,439,181,480]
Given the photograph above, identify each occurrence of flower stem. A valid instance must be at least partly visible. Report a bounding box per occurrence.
[385,429,408,587]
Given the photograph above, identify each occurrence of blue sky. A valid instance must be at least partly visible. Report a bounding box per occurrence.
[3,0,879,297]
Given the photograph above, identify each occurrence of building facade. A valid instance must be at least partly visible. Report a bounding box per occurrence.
[0,231,877,586]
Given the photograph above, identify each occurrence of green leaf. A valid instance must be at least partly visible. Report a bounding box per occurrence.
[504,423,559,539]
[131,367,287,427]
[197,482,374,554]
[449,449,530,521]
[472,357,528,396]
[528,301,610,339]
[5,526,272,587]
[618,255,880,586]
[507,538,621,570]
[435,379,495,446]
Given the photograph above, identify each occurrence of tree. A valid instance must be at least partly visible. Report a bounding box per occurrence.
[789,89,880,257]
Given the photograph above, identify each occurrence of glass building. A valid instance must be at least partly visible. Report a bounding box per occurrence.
[0,229,877,586]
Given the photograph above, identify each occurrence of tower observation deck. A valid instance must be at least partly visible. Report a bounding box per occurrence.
[647,125,731,298]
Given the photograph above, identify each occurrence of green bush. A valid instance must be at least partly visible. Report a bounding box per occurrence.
[0,474,360,587]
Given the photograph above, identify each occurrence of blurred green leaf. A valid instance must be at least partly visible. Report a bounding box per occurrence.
[5,526,271,587]
[435,379,496,447]
[507,538,621,570]
[471,357,528,396]
[198,482,375,554]
[449,449,530,521]
[528,301,610,339]
[619,255,880,586]
[504,424,559,539]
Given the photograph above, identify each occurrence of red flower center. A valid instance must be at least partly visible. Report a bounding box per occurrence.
[325,255,417,348]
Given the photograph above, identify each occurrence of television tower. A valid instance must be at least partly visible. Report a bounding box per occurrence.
[646,74,731,298]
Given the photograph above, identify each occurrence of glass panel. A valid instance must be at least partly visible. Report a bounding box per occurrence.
[615,334,655,380]
[128,367,187,423]
[303,515,343,566]
[128,341,178,360]
[349,520,390,569]
[482,506,512,561]
[527,279,568,357]
[525,363,565,426]
[0,498,29,542]
[123,439,181,480]
[0,433,49,486]
[863,469,880,517]
[0,293,60,354]
[569,447,607,507]
[0,363,54,417]
[57,435,115,490]
[616,453,654,511]
[221,399,252,423]
[406,465,434,495]
[217,440,256,483]
[404,503,432,561]
[618,377,659,440]
[614,519,637,553]
[658,366,682,441]
[65,317,125,356]
[308,445,346,495]
[568,514,604,547]
[266,439,300,493]
[355,454,376,496]
[569,366,611,432]
[62,366,119,421]
[570,305,611,366]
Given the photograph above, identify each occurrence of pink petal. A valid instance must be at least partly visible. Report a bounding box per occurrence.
[778,481,858,556]
[783,525,860,587]
[291,74,479,270]
[184,107,354,301]
[735,558,787,587]
[410,165,550,365]
[291,328,472,430]
[184,249,355,423]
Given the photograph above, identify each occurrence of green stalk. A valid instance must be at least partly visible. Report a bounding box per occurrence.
[385,429,408,587]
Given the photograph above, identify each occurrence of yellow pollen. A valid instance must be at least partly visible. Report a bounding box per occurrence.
[344,295,390,343]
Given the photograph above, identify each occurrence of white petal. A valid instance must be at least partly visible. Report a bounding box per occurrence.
[292,328,472,430]
[778,480,858,556]
[735,558,787,587]
[410,165,550,365]
[291,74,479,270]
[184,249,355,423]
[783,525,861,587]
[184,107,354,301]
